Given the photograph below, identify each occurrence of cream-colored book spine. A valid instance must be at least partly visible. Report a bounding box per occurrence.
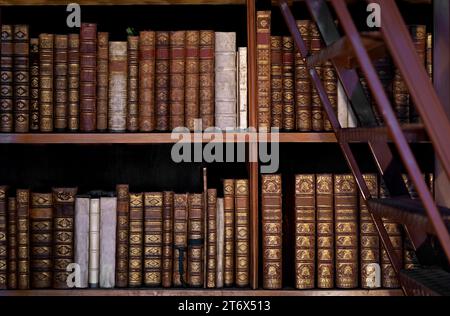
[74,196,90,288]
[99,196,117,288]
[238,47,248,130]
[88,198,100,288]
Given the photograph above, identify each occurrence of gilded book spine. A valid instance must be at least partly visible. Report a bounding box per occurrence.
[0,186,7,289]
[155,32,170,131]
[199,30,215,129]
[8,197,17,289]
[261,174,282,289]
[323,61,337,131]
[173,194,188,287]
[139,31,156,131]
[108,41,127,132]
[39,33,54,132]
[54,35,68,131]
[127,36,139,132]
[0,25,14,132]
[206,189,217,288]
[162,191,174,288]
[188,194,204,287]
[409,25,426,123]
[74,196,90,288]
[295,174,315,289]
[310,24,323,131]
[144,192,163,287]
[128,193,143,287]
[170,31,186,130]
[282,36,295,131]
[216,198,224,288]
[426,33,432,80]
[256,11,271,130]
[271,36,283,129]
[13,25,29,133]
[295,20,311,131]
[30,38,40,131]
[68,34,80,131]
[115,185,129,288]
[235,180,249,287]
[185,31,200,131]
[237,47,248,130]
[96,32,109,131]
[99,196,117,288]
[88,198,100,288]
[223,179,235,287]
[17,189,30,289]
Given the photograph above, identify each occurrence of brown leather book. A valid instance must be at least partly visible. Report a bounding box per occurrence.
[206,189,217,288]
[0,25,14,132]
[271,36,283,129]
[108,41,127,132]
[426,33,432,80]
[295,174,315,289]
[39,33,54,132]
[316,174,334,289]
[162,191,174,287]
[8,197,17,289]
[188,193,204,287]
[96,32,109,131]
[409,25,426,123]
[310,24,323,131]
[54,35,68,131]
[128,193,143,287]
[235,179,249,287]
[115,185,129,288]
[139,31,156,132]
[256,11,271,130]
[334,174,358,289]
[52,187,77,288]
[185,31,200,131]
[261,174,282,289]
[173,193,188,287]
[199,30,215,129]
[16,189,30,289]
[68,34,80,131]
[223,179,235,287]
[80,23,97,132]
[127,36,139,132]
[282,36,295,131]
[402,174,420,269]
[30,193,53,289]
[323,61,337,131]
[154,32,170,131]
[295,20,311,131]
[170,31,186,130]
[371,57,393,125]
[29,38,40,131]
[144,192,163,287]
[0,186,7,289]
[13,25,30,133]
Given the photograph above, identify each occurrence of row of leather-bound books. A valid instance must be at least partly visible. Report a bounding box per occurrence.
[261,172,434,289]
[256,11,434,130]
[0,23,248,133]
[0,179,250,289]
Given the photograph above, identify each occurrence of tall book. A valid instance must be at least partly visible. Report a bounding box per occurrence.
[13,25,29,133]
[0,186,7,289]
[188,193,204,287]
[223,179,235,287]
[155,32,170,131]
[337,82,349,128]
[409,25,426,123]
[334,174,358,289]
[16,189,30,289]
[162,191,174,288]
[271,36,283,129]
[128,193,143,287]
[39,33,54,132]
[144,192,163,287]
[316,174,334,289]
[115,185,129,288]
[170,31,186,130]
[127,36,139,132]
[99,196,117,288]
[261,174,282,289]
[402,174,420,270]
[108,41,128,132]
[323,61,337,131]
[310,24,323,131]
[237,47,248,130]
[30,192,53,288]
[295,20,311,131]
[68,34,80,131]
[0,25,14,132]
[235,179,249,287]
[294,174,315,289]
[426,33,433,80]
[96,32,109,131]
[256,11,271,130]
[216,198,225,288]
[139,31,156,131]
[74,196,90,288]
[185,31,200,131]
[7,197,17,289]
[88,198,100,288]
[54,35,68,131]
[206,189,217,288]
[79,23,97,132]
[199,30,215,129]
[29,38,40,131]
[173,193,188,287]
[282,36,295,131]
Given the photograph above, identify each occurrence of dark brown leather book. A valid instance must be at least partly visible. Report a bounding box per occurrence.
[295,20,311,131]
[52,187,77,289]
[30,192,53,289]
[0,25,14,133]
[108,41,127,132]
[223,179,235,287]
[185,31,200,131]
[155,32,170,131]
[310,23,323,131]
[323,61,337,131]
[282,36,295,131]
[0,186,7,289]
[170,31,186,130]
[30,38,40,131]
[80,23,97,132]
[257,11,271,130]
[372,56,393,125]
[402,174,420,269]
[271,36,283,129]
[295,174,315,289]
[128,193,143,287]
[139,31,156,132]
[115,185,129,288]
[54,35,68,131]
[68,34,80,131]
[39,33,54,132]
[199,30,215,130]
[187,193,204,287]
[334,174,358,289]
[235,180,249,287]
[426,33,432,80]
[13,25,30,133]
[16,189,30,289]
[409,25,426,123]
[96,32,109,131]
[8,197,17,289]
[162,191,173,288]
[144,192,163,287]
[261,174,282,289]
[206,189,217,288]
[127,36,139,132]
[316,174,334,289]
[173,193,188,287]
[393,70,409,123]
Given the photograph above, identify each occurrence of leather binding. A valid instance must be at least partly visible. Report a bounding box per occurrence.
[127,36,139,132]
[295,20,311,131]
[162,191,174,287]
[393,68,409,123]
[169,31,186,130]
[16,189,30,289]
[39,33,54,132]
[223,179,235,286]
[261,174,282,289]
[282,36,295,131]
[426,33,433,80]
[99,196,117,288]
[88,198,100,288]
[13,25,29,133]
[294,174,315,289]
[323,61,337,131]
[96,32,109,131]
[52,187,77,288]
[360,174,380,289]
[68,34,80,131]
[409,25,426,123]
[310,24,323,131]
[237,47,248,130]
[74,196,90,288]
[8,197,18,289]
[270,36,283,129]
[128,193,143,287]
[108,41,128,132]
[30,193,53,289]
[402,174,420,269]
[144,192,163,287]
[185,31,200,131]
[29,38,40,131]
[188,193,204,287]
[139,31,156,131]
[155,32,170,131]
[173,193,188,287]
[316,174,334,289]
[0,25,14,132]
[334,174,358,289]
[115,185,129,288]
[199,30,215,129]
[206,189,217,288]
[0,186,7,289]
[256,11,271,130]
[54,35,68,131]
[80,23,97,132]
[235,179,249,287]
[216,198,225,288]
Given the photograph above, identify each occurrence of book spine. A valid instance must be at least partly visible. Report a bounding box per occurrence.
[74,197,90,288]
[29,38,40,131]
[88,198,100,288]
[216,197,224,288]
[316,174,334,289]
[261,174,282,289]
[13,25,30,133]
[96,32,109,131]
[402,174,420,269]
[80,23,97,132]
[39,33,54,132]
[54,35,68,131]
[337,82,349,128]
[295,174,315,289]
[199,30,215,130]
[235,179,249,287]
[7,197,17,289]
[0,25,14,132]
[108,41,127,132]
[162,191,174,288]
[127,36,139,132]
[155,32,170,131]
[30,192,53,288]
[282,36,295,131]
[185,31,200,131]
[173,193,188,287]
[372,57,393,125]
[68,34,80,131]
[16,189,30,289]
[0,186,7,289]
[270,36,283,129]
[409,25,426,123]
[99,197,117,288]
[310,24,323,131]
[393,69,409,123]
[334,174,358,289]
[128,193,143,287]
[223,179,235,286]
[139,31,156,131]
[323,61,337,131]
[188,193,204,287]
[144,192,163,287]
[115,185,129,288]
[169,31,186,130]
[206,189,217,288]
[426,33,433,80]
[256,11,271,130]
[238,47,248,130]
[295,20,311,131]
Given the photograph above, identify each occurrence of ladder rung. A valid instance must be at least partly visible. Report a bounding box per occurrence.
[338,124,428,143]
[399,268,450,296]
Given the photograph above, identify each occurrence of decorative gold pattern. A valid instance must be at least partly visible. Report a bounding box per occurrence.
[257,11,271,130]
[234,180,249,287]
[144,192,163,286]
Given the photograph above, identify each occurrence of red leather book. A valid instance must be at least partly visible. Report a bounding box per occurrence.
[127,36,139,132]
[80,23,97,132]
[155,31,170,131]
[139,31,156,132]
